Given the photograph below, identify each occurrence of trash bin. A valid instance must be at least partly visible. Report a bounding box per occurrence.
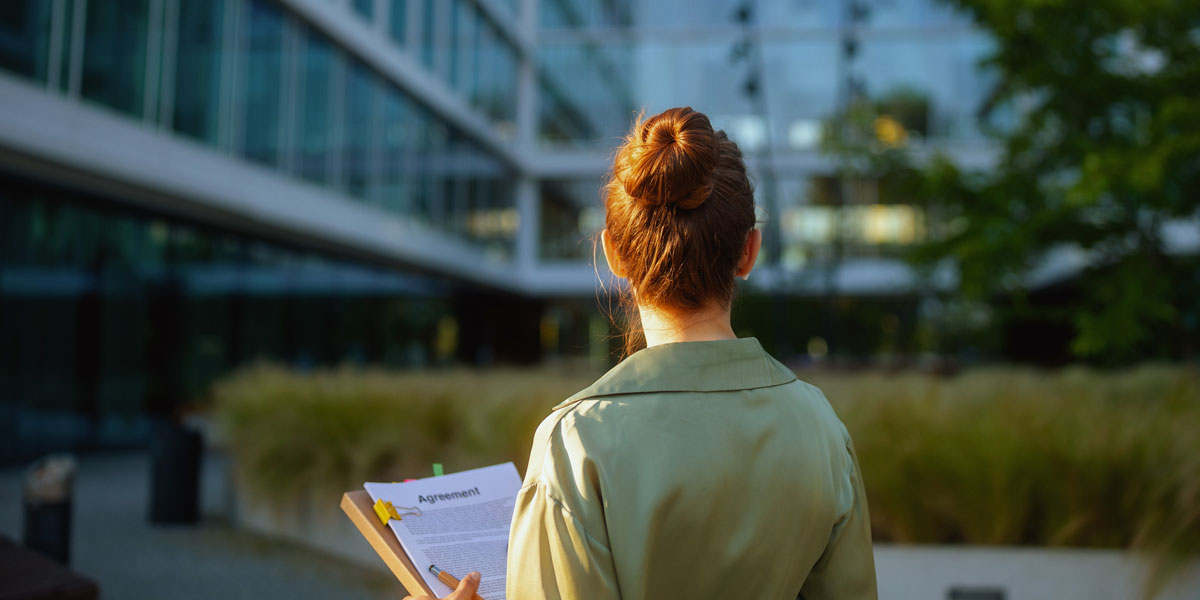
[23,454,76,565]
[148,420,202,524]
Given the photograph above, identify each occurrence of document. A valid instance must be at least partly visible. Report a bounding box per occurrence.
[364,463,522,600]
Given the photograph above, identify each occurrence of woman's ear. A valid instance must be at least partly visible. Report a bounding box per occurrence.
[735,228,762,280]
[601,229,627,278]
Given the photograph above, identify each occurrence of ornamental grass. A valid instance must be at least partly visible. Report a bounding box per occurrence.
[212,362,1198,592]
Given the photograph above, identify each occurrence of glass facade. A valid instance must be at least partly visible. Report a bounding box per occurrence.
[536,41,632,146]
[534,0,992,271]
[0,174,452,460]
[536,0,994,150]
[540,0,632,29]
[173,0,225,144]
[342,58,374,198]
[0,0,519,257]
[477,18,519,132]
[0,1,53,83]
[326,0,522,130]
[0,0,1005,457]
[296,26,334,184]
[539,179,603,261]
[388,0,407,46]
[0,0,1001,277]
[0,0,535,459]
[775,175,926,271]
[240,0,284,166]
[80,0,150,117]
[352,0,374,21]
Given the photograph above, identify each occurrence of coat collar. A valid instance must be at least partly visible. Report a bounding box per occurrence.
[556,337,797,409]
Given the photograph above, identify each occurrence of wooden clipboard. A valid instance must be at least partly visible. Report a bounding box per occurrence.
[340,490,435,596]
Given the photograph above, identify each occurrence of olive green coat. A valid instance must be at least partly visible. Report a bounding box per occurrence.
[506,337,877,599]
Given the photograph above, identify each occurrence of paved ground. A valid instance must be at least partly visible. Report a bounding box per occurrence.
[0,453,396,600]
[4,453,1198,600]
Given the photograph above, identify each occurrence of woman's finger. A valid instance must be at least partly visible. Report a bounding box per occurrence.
[445,571,481,599]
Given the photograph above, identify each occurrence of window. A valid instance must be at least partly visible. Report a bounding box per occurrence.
[81,0,149,117]
[420,0,436,69]
[388,0,407,46]
[241,0,284,166]
[375,85,414,214]
[447,0,460,87]
[173,0,224,145]
[342,59,375,199]
[352,0,373,21]
[453,1,478,96]
[492,41,517,125]
[296,29,334,184]
[0,0,53,82]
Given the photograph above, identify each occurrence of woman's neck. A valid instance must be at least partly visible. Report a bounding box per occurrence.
[637,302,737,348]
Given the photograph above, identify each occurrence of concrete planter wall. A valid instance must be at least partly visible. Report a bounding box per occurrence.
[231,475,380,569]
[202,447,385,569]
[873,544,1200,600]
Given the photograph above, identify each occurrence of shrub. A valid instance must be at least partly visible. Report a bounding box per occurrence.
[212,362,1198,589]
[211,363,587,501]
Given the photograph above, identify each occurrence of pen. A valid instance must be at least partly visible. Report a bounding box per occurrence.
[429,564,485,600]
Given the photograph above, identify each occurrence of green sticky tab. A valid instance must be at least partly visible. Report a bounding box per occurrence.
[432,463,444,477]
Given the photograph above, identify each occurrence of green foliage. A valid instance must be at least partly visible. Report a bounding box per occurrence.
[211,363,585,501]
[914,0,1200,362]
[824,364,1200,597]
[213,363,1200,591]
[824,0,1200,363]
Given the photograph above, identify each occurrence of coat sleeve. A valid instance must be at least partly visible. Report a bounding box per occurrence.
[506,481,621,600]
[799,437,878,600]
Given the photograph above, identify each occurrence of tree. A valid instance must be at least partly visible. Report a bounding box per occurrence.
[906,0,1200,363]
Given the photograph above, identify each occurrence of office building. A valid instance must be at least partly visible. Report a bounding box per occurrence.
[0,0,997,457]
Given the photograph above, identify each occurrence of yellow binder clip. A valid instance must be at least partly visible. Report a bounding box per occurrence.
[372,498,421,525]
[373,498,400,525]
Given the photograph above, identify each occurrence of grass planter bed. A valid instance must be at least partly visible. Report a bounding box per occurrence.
[212,363,1199,596]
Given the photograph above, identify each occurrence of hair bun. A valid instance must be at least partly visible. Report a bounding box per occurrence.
[619,106,720,210]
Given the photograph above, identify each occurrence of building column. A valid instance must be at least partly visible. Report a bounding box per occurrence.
[514,176,539,278]
[514,0,540,280]
[514,0,538,155]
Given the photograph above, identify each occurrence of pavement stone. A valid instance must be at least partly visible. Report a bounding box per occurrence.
[0,453,397,600]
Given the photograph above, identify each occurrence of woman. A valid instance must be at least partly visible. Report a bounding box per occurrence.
[417,107,876,600]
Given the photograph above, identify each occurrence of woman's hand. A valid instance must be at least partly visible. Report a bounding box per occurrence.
[402,571,481,600]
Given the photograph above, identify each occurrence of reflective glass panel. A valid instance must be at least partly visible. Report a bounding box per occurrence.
[477,24,518,132]
[536,40,635,147]
[375,84,414,214]
[0,173,453,457]
[856,34,996,141]
[297,29,333,185]
[466,7,485,106]
[420,0,436,69]
[539,179,602,261]
[451,0,477,93]
[342,59,375,199]
[241,0,284,167]
[81,0,149,117]
[448,0,459,85]
[388,0,407,46]
[172,0,224,145]
[493,42,517,126]
[0,0,53,82]
[476,24,497,117]
[352,0,373,20]
[540,0,633,29]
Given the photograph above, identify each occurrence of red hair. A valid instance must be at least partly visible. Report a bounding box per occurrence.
[602,107,756,357]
